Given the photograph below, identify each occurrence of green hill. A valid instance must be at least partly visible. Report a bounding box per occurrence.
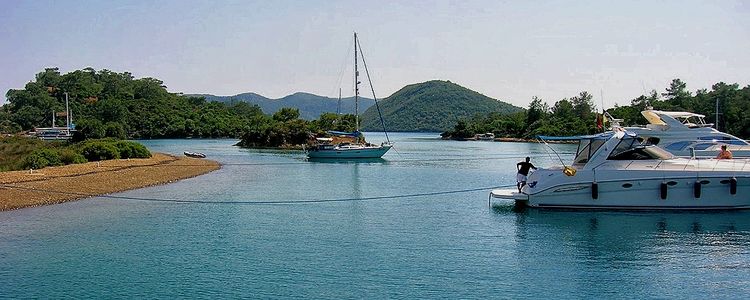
[193,92,375,120]
[360,80,522,132]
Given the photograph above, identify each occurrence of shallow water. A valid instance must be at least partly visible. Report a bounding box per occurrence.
[1,133,748,299]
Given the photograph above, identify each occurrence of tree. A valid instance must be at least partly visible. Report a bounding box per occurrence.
[526,96,547,127]
[663,78,691,108]
[73,119,105,141]
[273,107,300,122]
[571,91,595,121]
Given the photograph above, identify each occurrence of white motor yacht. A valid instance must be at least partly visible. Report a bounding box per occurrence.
[618,110,750,158]
[491,130,750,210]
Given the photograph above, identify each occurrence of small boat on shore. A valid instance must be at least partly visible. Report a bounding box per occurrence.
[475,133,495,141]
[184,151,206,158]
[491,130,750,210]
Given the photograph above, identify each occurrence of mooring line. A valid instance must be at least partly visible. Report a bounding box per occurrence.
[0,183,517,206]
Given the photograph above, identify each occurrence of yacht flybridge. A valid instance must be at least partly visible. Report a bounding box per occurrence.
[491,130,750,210]
[617,109,750,157]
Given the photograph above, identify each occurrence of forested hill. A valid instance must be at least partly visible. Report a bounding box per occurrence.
[0,67,267,139]
[359,80,522,132]
[194,92,375,120]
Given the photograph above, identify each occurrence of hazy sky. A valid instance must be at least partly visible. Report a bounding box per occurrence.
[2,0,749,109]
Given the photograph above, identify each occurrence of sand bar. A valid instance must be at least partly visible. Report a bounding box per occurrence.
[0,153,220,211]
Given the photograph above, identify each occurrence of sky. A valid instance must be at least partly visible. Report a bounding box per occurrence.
[1,0,749,109]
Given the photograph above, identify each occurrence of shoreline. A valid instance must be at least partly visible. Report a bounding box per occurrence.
[0,153,220,211]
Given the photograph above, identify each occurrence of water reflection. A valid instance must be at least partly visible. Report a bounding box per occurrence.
[492,205,750,266]
[505,207,750,235]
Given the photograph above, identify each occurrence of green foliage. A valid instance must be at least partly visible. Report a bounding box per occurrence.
[80,140,120,161]
[309,113,357,133]
[5,67,266,140]
[0,136,153,171]
[22,148,63,169]
[444,79,750,140]
[113,140,151,159]
[104,122,127,139]
[273,107,301,122]
[0,137,46,170]
[360,80,522,132]
[60,149,87,164]
[73,118,106,141]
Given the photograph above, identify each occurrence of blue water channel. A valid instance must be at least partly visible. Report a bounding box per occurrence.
[1,132,749,299]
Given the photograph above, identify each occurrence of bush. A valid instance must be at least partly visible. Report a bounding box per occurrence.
[73,119,106,142]
[60,149,87,164]
[113,140,151,159]
[80,141,120,161]
[104,122,127,139]
[22,148,62,169]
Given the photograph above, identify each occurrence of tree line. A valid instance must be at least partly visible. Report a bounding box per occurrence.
[442,79,750,140]
[0,68,355,145]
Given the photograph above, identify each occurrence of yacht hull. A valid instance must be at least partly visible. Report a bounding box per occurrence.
[306,144,392,159]
[521,170,750,210]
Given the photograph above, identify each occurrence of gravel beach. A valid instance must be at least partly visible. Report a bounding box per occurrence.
[0,153,220,211]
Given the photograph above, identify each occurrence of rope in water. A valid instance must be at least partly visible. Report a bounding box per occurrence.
[0,183,517,206]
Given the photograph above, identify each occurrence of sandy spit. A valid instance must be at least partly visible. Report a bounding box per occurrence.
[0,153,220,211]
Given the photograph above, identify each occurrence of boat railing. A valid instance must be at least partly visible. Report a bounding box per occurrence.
[591,157,750,173]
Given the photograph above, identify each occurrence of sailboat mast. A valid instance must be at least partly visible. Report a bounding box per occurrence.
[354,32,359,132]
[337,88,342,115]
[65,92,70,129]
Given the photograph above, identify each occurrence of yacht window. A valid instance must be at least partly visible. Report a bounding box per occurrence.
[693,143,714,150]
[665,141,691,151]
[699,136,730,141]
[573,139,605,165]
[608,137,638,158]
[608,145,673,160]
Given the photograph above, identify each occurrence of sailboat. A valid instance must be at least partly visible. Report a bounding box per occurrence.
[306,33,393,159]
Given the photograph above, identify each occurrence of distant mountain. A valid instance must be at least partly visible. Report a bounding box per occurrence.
[191,92,375,120]
[360,80,522,132]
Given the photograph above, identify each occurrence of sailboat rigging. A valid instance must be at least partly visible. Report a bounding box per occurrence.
[306,32,393,159]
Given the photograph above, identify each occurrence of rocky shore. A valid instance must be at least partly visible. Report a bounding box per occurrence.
[0,153,220,211]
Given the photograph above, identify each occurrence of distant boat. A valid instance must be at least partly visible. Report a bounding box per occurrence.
[475,133,495,141]
[614,109,750,157]
[306,32,392,159]
[184,151,206,158]
[34,93,75,141]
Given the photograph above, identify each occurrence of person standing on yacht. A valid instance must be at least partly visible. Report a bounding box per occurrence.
[516,157,537,192]
[716,145,733,159]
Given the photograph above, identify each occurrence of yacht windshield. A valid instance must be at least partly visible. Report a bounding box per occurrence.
[573,139,605,165]
[608,136,674,160]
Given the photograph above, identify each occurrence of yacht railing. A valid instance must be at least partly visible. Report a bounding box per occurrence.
[591,158,750,172]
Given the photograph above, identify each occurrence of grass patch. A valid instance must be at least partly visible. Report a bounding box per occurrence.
[0,136,151,171]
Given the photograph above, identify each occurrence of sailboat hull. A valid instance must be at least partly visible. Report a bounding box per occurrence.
[306,144,392,159]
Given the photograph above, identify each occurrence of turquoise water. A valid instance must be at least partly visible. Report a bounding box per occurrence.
[1,132,749,299]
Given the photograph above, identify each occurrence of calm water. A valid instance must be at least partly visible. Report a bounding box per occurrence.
[1,132,749,299]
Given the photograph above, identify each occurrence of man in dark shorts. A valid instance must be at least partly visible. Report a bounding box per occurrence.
[516,157,537,192]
